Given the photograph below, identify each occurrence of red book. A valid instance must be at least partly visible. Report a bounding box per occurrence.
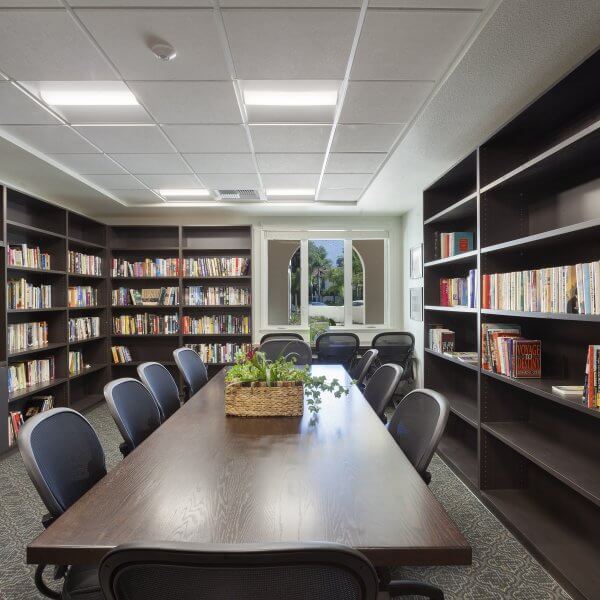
[511,339,541,378]
[439,279,449,306]
[482,274,490,309]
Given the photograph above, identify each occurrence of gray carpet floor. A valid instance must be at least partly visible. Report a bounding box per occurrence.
[0,403,571,600]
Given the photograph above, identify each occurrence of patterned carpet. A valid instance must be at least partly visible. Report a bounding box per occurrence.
[0,404,570,600]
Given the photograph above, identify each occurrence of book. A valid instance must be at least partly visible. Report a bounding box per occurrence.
[181,314,250,335]
[436,232,474,259]
[185,343,252,364]
[481,323,520,371]
[112,314,179,335]
[439,270,477,308]
[551,385,584,399]
[510,339,541,378]
[444,351,478,363]
[7,279,52,309]
[8,321,49,353]
[68,285,97,308]
[111,258,180,278]
[7,244,51,270]
[182,257,250,277]
[68,316,100,342]
[428,327,455,353]
[111,346,133,364]
[69,251,102,276]
[583,345,600,408]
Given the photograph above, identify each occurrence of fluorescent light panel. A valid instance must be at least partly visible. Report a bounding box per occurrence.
[158,189,210,197]
[266,188,315,196]
[41,89,138,106]
[244,90,337,106]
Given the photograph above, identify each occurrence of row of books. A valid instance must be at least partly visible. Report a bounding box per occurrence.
[185,343,252,364]
[439,270,477,308]
[68,285,98,308]
[583,345,600,408]
[183,257,250,278]
[7,279,51,310]
[482,262,600,315]
[112,314,179,335]
[434,231,474,259]
[8,395,54,447]
[112,287,179,306]
[8,321,49,353]
[68,350,86,375]
[68,316,100,342]
[8,244,51,270]
[429,327,455,353]
[111,258,180,278]
[8,357,55,393]
[111,345,133,364]
[69,251,102,276]
[184,286,250,306]
[181,315,250,335]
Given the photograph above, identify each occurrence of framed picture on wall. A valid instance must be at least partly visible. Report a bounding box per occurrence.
[409,244,423,279]
[410,287,423,322]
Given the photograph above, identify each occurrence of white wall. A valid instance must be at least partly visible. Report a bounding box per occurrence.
[401,205,424,387]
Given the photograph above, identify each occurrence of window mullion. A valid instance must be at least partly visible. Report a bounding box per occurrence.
[343,240,353,327]
[300,239,309,328]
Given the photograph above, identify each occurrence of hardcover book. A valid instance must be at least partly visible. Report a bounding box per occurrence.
[511,339,541,378]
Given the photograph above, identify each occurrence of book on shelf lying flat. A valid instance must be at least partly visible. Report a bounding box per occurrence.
[551,385,584,399]
[443,351,478,364]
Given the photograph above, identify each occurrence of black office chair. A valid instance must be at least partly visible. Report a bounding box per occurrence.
[173,347,208,400]
[349,348,378,387]
[259,338,312,365]
[315,332,359,368]
[363,363,403,422]
[260,332,304,344]
[104,378,161,457]
[137,362,181,422]
[99,542,444,600]
[387,389,450,485]
[18,408,105,600]
[371,332,415,396]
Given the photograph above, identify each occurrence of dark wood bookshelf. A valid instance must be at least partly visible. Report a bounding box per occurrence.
[423,49,600,600]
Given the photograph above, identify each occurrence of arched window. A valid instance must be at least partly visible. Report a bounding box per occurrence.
[352,247,365,324]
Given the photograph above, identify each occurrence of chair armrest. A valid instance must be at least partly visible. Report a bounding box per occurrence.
[385,579,444,600]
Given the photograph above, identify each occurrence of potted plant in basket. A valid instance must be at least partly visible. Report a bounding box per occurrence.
[224,348,350,417]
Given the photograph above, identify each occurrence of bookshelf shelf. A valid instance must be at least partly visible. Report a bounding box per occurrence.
[8,342,67,358]
[111,305,179,310]
[68,364,107,381]
[68,273,105,280]
[7,266,65,276]
[423,49,600,600]
[69,335,106,344]
[182,276,251,281]
[6,220,66,240]
[111,334,179,338]
[112,361,177,367]
[423,348,479,372]
[68,236,105,250]
[481,421,600,507]
[7,307,67,313]
[182,304,251,309]
[8,378,68,403]
[111,276,180,281]
[68,305,107,311]
[70,393,104,413]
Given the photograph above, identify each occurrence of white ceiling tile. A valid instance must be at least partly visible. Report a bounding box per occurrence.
[0,1,61,7]
[262,173,319,188]
[184,153,255,173]
[128,81,242,124]
[70,1,212,6]
[0,82,59,124]
[351,9,482,80]
[318,188,362,201]
[48,153,127,174]
[84,173,146,189]
[220,1,360,6]
[112,189,164,205]
[222,8,358,78]
[325,153,386,173]
[331,124,402,152]
[163,125,250,153]
[0,124,99,153]
[256,153,324,173]
[340,81,433,124]
[0,10,114,80]
[199,173,261,189]
[52,105,153,125]
[110,153,192,174]
[369,1,488,7]
[76,9,229,80]
[321,173,371,188]
[74,125,175,153]
[135,173,201,189]
[250,125,331,153]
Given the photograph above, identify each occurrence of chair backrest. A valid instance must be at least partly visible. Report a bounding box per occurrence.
[260,332,304,344]
[104,378,161,453]
[137,362,181,422]
[363,363,403,420]
[100,542,379,600]
[315,333,359,367]
[349,349,379,386]
[371,332,415,368]
[173,347,208,397]
[259,339,313,365]
[387,389,450,478]
[18,408,106,518]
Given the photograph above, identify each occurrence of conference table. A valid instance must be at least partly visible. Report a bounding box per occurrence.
[28,365,471,568]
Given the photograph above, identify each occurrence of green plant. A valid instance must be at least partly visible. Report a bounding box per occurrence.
[225,348,351,413]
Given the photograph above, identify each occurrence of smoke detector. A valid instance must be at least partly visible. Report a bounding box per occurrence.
[151,43,177,62]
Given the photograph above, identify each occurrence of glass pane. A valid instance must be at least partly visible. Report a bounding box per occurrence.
[353,240,385,324]
[308,239,344,341]
[268,239,301,326]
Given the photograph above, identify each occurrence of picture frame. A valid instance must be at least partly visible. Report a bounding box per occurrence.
[409,244,423,279]
[410,287,423,322]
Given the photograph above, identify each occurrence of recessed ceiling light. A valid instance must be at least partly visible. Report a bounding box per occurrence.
[41,88,139,106]
[266,188,315,196]
[244,90,337,106]
[157,189,210,197]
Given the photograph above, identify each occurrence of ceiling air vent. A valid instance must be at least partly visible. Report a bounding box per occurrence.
[217,189,261,201]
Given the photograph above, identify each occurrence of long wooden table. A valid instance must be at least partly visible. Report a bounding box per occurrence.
[28,365,471,567]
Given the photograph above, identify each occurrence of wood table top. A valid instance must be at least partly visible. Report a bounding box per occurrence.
[28,365,470,567]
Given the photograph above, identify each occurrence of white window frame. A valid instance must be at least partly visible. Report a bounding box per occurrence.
[261,229,390,331]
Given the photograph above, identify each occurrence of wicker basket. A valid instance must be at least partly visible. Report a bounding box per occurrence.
[225,381,304,417]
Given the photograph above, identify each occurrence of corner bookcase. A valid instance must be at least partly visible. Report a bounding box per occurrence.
[423,49,600,600]
[0,194,253,456]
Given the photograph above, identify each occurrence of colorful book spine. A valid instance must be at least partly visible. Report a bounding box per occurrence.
[111,346,133,364]
[112,314,179,335]
[7,244,51,270]
[185,343,252,364]
[111,258,180,277]
[183,257,250,277]
[7,279,52,309]
[439,270,477,307]
[69,251,102,276]
[184,286,251,306]
[68,286,97,307]
[68,317,100,341]
[181,315,250,335]
[8,321,49,353]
